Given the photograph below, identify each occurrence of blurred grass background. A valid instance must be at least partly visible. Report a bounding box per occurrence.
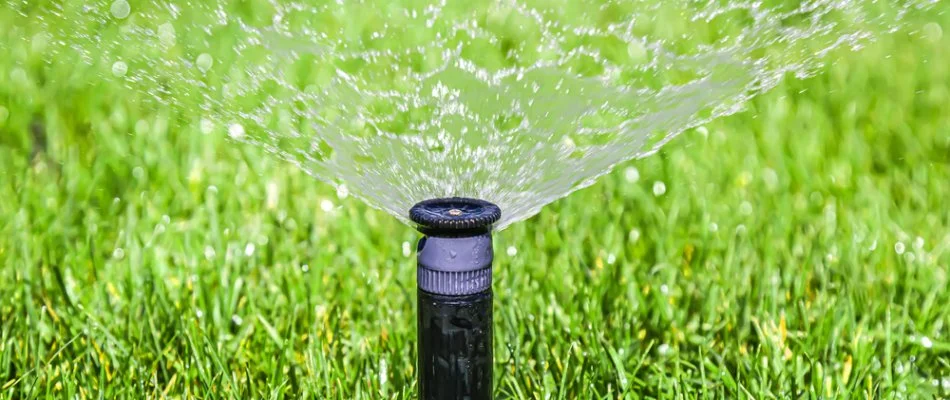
[1,1,949,399]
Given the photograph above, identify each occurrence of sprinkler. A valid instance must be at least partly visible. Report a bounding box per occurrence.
[410,197,501,400]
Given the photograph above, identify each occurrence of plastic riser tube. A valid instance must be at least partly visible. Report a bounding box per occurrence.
[410,197,501,400]
[417,289,493,400]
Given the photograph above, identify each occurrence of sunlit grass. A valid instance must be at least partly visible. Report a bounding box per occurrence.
[1,3,948,400]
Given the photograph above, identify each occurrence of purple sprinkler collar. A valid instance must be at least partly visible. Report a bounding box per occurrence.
[410,198,501,295]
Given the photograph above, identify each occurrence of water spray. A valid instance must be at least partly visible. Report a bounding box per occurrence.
[410,197,501,400]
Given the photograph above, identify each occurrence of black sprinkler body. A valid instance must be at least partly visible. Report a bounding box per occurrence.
[410,197,500,400]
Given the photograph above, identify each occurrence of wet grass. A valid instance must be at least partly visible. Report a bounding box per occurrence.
[1,3,949,400]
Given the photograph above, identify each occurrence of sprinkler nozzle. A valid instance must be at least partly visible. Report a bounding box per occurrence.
[409,197,501,296]
[410,197,501,234]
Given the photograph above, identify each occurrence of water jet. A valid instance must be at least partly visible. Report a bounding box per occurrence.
[410,197,500,400]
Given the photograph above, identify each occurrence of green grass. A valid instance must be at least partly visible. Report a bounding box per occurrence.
[1,2,949,400]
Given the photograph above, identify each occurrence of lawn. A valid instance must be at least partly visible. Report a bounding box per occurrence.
[1,1,948,399]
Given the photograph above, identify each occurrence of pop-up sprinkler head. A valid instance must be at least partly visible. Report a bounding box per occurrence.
[410,197,500,400]
[410,197,500,296]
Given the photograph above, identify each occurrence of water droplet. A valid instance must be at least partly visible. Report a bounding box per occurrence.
[919,336,933,349]
[627,40,647,63]
[894,241,906,255]
[657,343,672,356]
[301,264,310,272]
[606,253,616,265]
[913,237,924,250]
[379,358,388,388]
[736,224,747,235]
[696,126,709,138]
[228,123,245,139]
[561,136,576,151]
[196,53,214,73]
[652,181,667,196]
[111,61,128,77]
[506,246,517,256]
[266,181,279,210]
[336,184,349,199]
[112,248,125,260]
[110,0,130,19]
[31,32,50,53]
[200,118,214,135]
[660,284,669,294]
[763,168,779,190]
[739,201,753,215]
[134,119,150,135]
[132,166,145,181]
[624,166,640,183]
[231,315,243,326]
[402,241,411,257]
[195,309,203,319]
[244,243,256,257]
[922,22,943,42]
[158,23,176,46]
[9,68,27,84]
[628,229,641,242]
[204,246,216,260]
[709,222,719,233]
[320,199,334,212]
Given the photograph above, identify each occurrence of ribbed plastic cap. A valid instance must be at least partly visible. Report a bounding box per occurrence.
[417,267,492,296]
[410,197,501,234]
